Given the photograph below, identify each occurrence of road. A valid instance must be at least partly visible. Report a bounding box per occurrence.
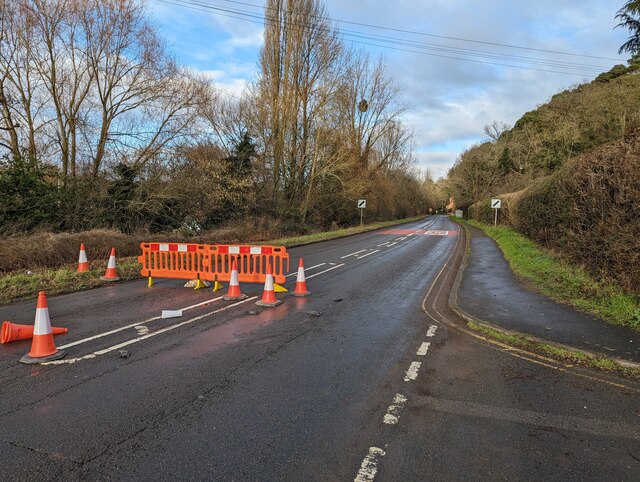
[0,216,638,481]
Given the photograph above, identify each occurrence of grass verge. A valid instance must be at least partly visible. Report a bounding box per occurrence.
[460,219,640,332]
[467,320,640,380]
[0,215,426,306]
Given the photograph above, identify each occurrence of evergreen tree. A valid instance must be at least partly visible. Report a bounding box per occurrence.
[616,1,640,55]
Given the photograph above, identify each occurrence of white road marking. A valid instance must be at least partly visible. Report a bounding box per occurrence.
[417,342,431,356]
[386,242,397,247]
[57,296,226,349]
[286,263,326,277]
[356,249,379,259]
[376,242,392,247]
[341,249,367,259]
[354,447,386,482]
[134,325,149,336]
[44,297,258,365]
[394,237,403,241]
[305,263,345,279]
[404,361,422,381]
[383,393,408,425]
[399,237,407,241]
[426,325,438,337]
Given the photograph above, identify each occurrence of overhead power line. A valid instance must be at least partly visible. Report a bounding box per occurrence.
[157,0,620,76]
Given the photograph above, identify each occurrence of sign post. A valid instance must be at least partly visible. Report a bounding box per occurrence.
[490,198,501,227]
[357,199,366,226]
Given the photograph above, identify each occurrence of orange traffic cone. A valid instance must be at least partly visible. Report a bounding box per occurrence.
[77,243,89,272]
[224,259,247,301]
[100,247,120,281]
[1,320,68,344]
[19,291,66,364]
[256,263,282,307]
[292,258,311,297]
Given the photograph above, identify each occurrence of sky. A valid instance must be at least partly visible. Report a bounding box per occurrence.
[148,0,630,179]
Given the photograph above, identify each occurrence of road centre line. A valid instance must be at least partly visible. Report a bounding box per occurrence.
[305,263,345,279]
[426,325,438,337]
[383,393,408,425]
[356,250,380,259]
[354,447,386,482]
[45,297,258,365]
[376,242,392,247]
[57,296,226,349]
[386,242,397,247]
[286,263,326,277]
[394,237,403,241]
[404,361,422,381]
[341,249,367,259]
[417,342,431,356]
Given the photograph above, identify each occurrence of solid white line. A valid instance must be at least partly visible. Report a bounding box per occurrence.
[306,264,345,279]
[45,297,257,364]
[404,361,422,381]
[354,447,386,482]
[341,249,367,259]
[356,249,380,259]
[427,325,438,337]
[57,296,226,349]
[417,342,431,356]
[286,263,326,277]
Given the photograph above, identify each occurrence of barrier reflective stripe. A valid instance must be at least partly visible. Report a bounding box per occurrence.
[138,243,289,285]
[150,243,197,253]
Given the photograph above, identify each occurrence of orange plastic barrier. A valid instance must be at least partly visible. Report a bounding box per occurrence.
[138,243,289,285]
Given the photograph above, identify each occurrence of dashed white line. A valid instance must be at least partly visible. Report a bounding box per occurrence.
[354,447,386,482]
[427,325,438,337]
[341,249,367,259]
[376,242,392,247]
[386,242,397,247]
[417,342,431,356]
[286,263,326,277]
[356,249,380,259]
[404,361,422,381]
[383,393,408,425]
[394,237,403,241]
[134,326,149,336]
[305,263,345,279]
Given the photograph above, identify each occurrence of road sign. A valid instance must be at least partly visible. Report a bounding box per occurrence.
[357,199,366,209]
[491,199,501,209]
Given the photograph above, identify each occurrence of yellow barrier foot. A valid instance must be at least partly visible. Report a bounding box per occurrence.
[148,276,154,288]
[212,281,224,292]
[194,279,207,290]
[274,283,288,293]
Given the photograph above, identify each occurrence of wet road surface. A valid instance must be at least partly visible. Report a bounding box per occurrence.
[0,216,638,481]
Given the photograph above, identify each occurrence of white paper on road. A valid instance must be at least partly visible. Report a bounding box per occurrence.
[162,310,183,319]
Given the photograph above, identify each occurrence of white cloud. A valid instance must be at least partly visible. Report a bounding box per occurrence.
[151,0,630,178]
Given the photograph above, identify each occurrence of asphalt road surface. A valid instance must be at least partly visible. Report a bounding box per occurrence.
[1,216,638,481]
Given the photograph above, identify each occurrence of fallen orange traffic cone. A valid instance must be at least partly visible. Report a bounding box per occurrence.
[224,259,247,301]
[292,258,311,297]
[77,243,89,272]
[19,291,66,364]
[100,247,120,281]
[256,263,282,307]
[1,320,68,344]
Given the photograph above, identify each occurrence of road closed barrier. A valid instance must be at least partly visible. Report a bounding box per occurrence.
[138,242,289,286]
